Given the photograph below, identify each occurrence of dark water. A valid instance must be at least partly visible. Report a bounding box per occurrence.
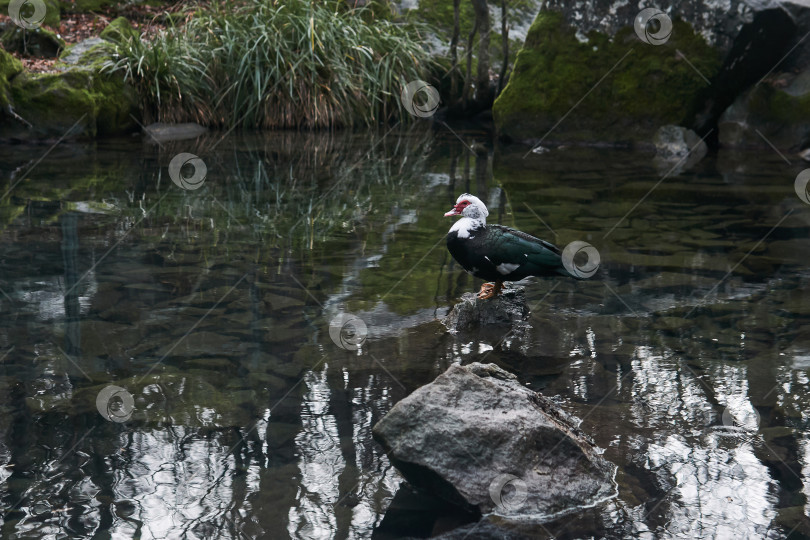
[0,126,809,539]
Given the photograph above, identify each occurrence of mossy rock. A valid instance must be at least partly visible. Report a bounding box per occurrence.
[99,16,138,44]
[0,45,23,108]
[58,36,108,67]
[493,11,723,143]
[4,38,136,139]
[1,25,65,57]
[10,70,101,135]
[0,0,61,27]
[719,71,810,150]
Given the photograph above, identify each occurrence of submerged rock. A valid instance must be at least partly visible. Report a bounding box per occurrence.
[654,125,707,160]
[653,125,708,173]
[443,286,529,332]
[372,362,617,521]
[143,122,208,143]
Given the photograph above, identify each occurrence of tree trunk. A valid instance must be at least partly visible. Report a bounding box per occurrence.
[471,0,490,106]
[498,0,509,94]
[450,0,461,100]
[462,15,479,108]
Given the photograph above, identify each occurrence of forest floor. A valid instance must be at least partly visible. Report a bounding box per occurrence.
[0,2,178,73]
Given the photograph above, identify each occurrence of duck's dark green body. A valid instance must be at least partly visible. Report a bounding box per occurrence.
[446,223,571,282]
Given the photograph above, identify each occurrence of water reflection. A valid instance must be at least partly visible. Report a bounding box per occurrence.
[0,128,808,538]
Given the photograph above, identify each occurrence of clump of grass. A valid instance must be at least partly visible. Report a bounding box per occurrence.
[104,0,436,128]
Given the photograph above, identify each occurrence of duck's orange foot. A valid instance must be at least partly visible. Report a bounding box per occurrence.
[477,282,503,300]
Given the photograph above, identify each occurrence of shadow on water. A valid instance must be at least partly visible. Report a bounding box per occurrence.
[0,125,809,538]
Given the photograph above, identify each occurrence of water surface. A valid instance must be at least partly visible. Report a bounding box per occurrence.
[0,127,809,539]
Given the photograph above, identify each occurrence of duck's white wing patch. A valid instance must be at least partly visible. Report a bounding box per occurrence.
[450,217,477,239]
[495,262,520,275]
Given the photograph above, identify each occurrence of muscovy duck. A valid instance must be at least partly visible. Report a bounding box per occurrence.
[444,194,577,299]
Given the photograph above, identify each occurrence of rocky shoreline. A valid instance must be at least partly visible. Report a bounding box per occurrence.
[1,16,138,140]
[1,0,807,152]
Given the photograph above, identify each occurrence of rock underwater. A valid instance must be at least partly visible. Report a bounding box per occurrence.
[653,124,709,174]
[372,362,617,523]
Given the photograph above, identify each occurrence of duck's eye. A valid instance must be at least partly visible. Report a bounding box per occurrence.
[460,200,469,206]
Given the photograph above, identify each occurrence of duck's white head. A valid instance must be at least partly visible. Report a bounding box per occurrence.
[443,193,488,221]
[443,194,488,238]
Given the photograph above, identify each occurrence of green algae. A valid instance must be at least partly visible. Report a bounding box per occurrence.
[719,73,810,149]
[9,66,134,137]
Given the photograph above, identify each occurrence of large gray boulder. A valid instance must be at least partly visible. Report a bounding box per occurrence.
[372,362,617,521]
[538,0,805,54]
[718,68,810,151]
[494,0,810,147]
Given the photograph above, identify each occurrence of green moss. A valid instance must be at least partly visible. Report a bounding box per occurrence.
[493,11,723,142]
[721,78,810,148]
[0,46,23,108]
[749,85,810,122]
[9,41,136,137]
[93,70,137,135]
[59,39,114,69]
[99,16,139,44]
[1,23,137,139]
[10,70,98,134]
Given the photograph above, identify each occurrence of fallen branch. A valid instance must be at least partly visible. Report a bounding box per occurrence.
[5,105,33,128]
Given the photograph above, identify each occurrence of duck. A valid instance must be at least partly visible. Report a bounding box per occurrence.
[444,193,578,299]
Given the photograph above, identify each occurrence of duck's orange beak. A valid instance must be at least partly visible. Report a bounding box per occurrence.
[444,204,461,217]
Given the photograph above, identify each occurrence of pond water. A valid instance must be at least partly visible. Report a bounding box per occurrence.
[1,126,809,539]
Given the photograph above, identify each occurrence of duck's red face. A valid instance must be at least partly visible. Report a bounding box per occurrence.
[444,199,471,217]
